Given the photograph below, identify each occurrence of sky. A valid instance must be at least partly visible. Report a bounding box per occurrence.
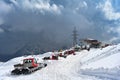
[0,0,120,60]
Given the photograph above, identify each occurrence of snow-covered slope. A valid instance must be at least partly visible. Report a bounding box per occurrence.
[0,62,3,65]
[80,44,120,69]
[0,44,120,80]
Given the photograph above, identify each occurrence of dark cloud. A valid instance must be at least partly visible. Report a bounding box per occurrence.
[0,0,120,61]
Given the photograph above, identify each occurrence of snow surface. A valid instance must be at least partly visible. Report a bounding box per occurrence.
[0,44,120,80]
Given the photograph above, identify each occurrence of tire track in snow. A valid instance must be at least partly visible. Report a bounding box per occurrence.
[36,51,90,80]
[80,69,120,80]
[81,46,119,65]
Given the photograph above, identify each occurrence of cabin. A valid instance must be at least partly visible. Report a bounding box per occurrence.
[80,38,102,48]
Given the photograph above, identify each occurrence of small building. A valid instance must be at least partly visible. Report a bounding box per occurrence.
[80,38,102,48]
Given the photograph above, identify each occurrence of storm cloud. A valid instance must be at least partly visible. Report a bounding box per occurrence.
[0,0,120,61]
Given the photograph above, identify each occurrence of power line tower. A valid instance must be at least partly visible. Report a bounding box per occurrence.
[72,27,78,47]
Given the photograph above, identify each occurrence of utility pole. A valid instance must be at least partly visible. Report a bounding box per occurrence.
[72,27,78,47]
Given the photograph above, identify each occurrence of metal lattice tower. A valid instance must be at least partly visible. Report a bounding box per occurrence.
[72,27,78,46]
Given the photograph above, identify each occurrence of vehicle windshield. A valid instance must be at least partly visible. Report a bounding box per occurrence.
[24,59,32,63]
[34,59,37,63]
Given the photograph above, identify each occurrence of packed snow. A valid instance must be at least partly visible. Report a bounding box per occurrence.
[0,44,120,80]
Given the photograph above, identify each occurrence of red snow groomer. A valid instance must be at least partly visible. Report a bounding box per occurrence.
[58,53,67,58]
[64,49,75,56]
[51,54,58,60]
[11,58,47,75]
[42,54,58,60]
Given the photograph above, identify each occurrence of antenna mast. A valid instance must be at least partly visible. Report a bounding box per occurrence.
[72,27,78,46]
